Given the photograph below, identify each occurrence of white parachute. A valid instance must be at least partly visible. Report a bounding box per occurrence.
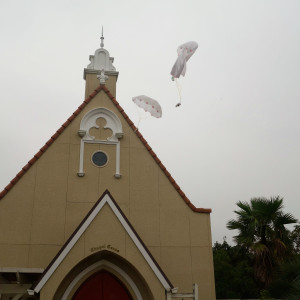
[171,41,198,78]
[170,41,198,106]
[132,95,162,128]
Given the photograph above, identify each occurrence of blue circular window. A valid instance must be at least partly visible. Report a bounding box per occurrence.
[92,151,108,167]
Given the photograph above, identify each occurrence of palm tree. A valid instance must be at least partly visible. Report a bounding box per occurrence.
[227,196,297,287]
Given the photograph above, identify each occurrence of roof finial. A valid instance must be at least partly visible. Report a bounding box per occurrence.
[100,26,104,48]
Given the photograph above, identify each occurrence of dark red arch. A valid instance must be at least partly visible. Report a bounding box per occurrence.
[72,270,133,300]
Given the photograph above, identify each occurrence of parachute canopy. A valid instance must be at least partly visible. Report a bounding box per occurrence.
[132,95,162,118]
[170,41,198,79]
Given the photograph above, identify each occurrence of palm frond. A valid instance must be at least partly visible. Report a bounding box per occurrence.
[228,196,297,287]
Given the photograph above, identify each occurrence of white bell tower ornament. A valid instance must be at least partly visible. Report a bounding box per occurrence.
[97,69,108,84]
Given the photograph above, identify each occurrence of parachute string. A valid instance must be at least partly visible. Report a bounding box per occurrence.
[175,78,182,107]
[135,105,142,129]
[136,116,141,130]
[171,41,198,107]
[134,104,151,129]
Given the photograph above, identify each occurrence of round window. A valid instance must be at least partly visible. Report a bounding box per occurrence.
[91,151,108,167]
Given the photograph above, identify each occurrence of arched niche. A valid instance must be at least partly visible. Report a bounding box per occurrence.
[77,108,123,178]
[54,251,154,300]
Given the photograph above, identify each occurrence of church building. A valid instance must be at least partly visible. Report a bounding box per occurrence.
[0,36,216,300]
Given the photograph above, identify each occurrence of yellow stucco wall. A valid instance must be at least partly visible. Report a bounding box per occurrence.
[0,73,216,299]
[41,204,164,300]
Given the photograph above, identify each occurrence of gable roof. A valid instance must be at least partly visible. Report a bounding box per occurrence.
[30,190,174,294]
[0,83,211,213]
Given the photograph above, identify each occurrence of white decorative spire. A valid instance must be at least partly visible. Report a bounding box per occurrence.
[84,30,118,80]
[100,26,104,48]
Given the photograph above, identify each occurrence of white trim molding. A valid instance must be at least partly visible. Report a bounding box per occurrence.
[31,191,173,295]
[167,283,198,300]
[0,268,44,273]
[77,108,123,178]
[86,48,116,73]
[84,45,119,80]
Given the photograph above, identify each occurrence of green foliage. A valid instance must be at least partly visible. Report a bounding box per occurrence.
[269,254,300,299]
[290,224,300,254]
[213,238,300,299]
[289,273,300,300]
[226,196,297,287]
[213,239,260,298]
[259,289,274,299]
[213,197,300,299]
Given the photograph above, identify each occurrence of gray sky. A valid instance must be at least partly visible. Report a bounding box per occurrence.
[1,0,300,244]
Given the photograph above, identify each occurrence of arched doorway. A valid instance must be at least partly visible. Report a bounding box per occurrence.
[72,270,133,300]
[55,251,154,300]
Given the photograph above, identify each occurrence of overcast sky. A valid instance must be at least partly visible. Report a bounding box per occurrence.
[0,0,299,244]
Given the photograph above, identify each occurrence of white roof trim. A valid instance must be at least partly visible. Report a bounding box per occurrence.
[32,191,173,294]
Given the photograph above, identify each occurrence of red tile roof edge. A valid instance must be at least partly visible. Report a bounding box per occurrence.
[0,84,212,214]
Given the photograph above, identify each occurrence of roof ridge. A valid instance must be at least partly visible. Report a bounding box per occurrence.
[0,84,211,213]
